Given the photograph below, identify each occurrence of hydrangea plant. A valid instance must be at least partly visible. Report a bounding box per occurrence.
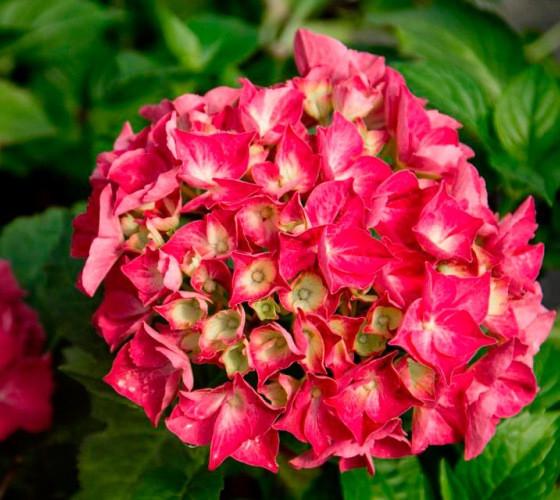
[72,30,555,474]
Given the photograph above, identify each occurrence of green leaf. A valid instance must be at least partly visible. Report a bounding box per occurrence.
[59,347,121,404]
[370,3,524,100]
[0,79,55,146]
[395,60,490,143]
[0,0,121,63]
[488,150,550,205]
[492,66,560,204]
[158,6,204,72]
[340,457,432,499]
[0,207,66,290]
[531,322,560,412]
[186,14,259,72]
[494,66,560,165]
[75,397,224,500]
[441,412,560,500]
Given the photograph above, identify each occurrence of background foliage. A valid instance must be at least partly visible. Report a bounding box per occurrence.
[0,0,559,498]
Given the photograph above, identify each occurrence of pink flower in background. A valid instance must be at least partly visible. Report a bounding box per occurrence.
[72,28,555,474]
[0,260,53,440]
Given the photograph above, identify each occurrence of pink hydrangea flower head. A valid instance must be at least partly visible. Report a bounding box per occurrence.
[73,28,555,472]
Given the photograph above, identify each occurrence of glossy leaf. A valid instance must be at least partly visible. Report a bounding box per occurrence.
[494,66,560,165]
[75,397,224,500]
[396,60,490,143]
[441,412,560,500]
[341,457,432,499]
[370,3,524,100]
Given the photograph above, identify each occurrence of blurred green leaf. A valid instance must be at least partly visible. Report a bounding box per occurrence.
[0,0,121,63]
[370,3,524,100]
[0,79,55,146]
[75,397,223,500]
[158,5,205,72]
[186,14,259,72]
[340,457,431,499]
[441,412,560,500]
[395,60,490,143]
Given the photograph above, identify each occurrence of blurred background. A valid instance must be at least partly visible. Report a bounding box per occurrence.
[0,0,559,497]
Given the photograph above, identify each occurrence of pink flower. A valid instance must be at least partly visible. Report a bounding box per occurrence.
[105,323,193,424]
[248,323,302,385]
[166,374,279,471]
[73,28,554,473]
[464,340,537,459]
[274,374,350,454]
[174,130,254,189]
[326,352,417,443]
[74,184,124,297]
[414,185,483,262]
[251,126,319,197]
[0,261,53,440]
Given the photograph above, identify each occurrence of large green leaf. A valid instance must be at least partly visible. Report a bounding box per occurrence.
[370,3,524,100]
[395,60,490,143]
[340,457,432,499]
[440,412,560,500]
[0,79,55,146]
[494,66,560,165]
[75,397,224,500]
[493,66,560,204]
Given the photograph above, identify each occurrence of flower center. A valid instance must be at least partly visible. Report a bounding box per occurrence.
[260,206,274,220]
[214,240,229,254]
[226,318,240,330]
[251,270,265,283]
[296,287,311,301]
[203,280,217,293]
[376,315,389,327]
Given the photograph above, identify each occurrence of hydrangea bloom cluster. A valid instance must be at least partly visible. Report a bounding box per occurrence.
[0,260,53,440]
[72,30,555,473]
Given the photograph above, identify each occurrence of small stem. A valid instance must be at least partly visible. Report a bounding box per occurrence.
[525,21,560,63]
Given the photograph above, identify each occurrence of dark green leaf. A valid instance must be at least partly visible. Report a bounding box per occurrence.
[75,397,223,500]
[0,79,55,146]
[59,347,120,405]
[494,66,560,165]
[532,320,560,412]
[488,150,550,205]
[441,412,560,500]
[0,207,66,290]
[370,3,524,100]
[340,457,431,499]
[395,60,490,143]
